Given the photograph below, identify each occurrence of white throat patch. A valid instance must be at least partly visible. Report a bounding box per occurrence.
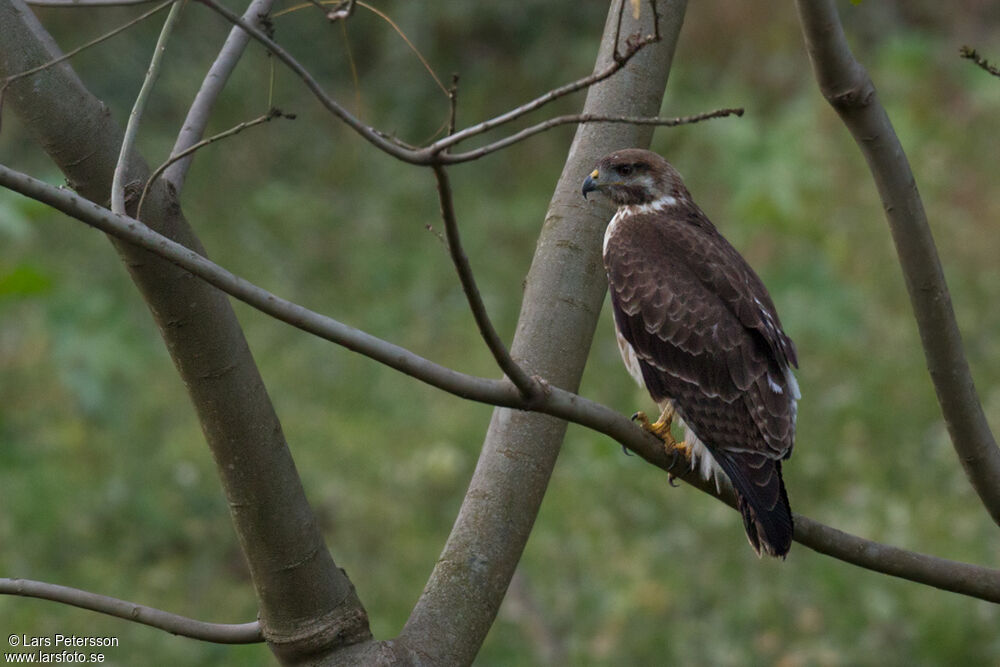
[602,195,678,254]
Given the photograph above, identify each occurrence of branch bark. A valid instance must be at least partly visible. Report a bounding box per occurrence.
[0,578,262,644]
[395,1,689,663]
[0,1,370,661]
[795,0,1000,525]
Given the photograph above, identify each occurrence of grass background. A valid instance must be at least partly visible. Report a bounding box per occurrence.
[2,0,1000,664]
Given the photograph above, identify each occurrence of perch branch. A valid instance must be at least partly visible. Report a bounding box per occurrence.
[4,162,999,608]
[111,0,183,215]
[796,0,1000,525]
[164,0,280,190]
[0,578,262,644]
[431,163,542,400]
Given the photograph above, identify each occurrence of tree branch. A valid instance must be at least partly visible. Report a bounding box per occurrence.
[163,0,279,191]
[139,107,294,217]
[441,107,744,164]
[0,2,371,659]
[111,0,182,215]
[3,161,999,608]
[0,578,262,644]
[431,163,542,401]
[191,0,672,166]
[795,0,1000,525]
[396,1,690,663]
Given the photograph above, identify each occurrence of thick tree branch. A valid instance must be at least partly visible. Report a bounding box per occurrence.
[795,0,1000,525]
[431,163,542,401]
[0,579,262,644]
[396,2,689,663]
[0,2,370,660]
[163,0,279,191]
[3,162,999,608]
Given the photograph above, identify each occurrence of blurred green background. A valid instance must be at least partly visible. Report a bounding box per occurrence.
[2,0,1000,664]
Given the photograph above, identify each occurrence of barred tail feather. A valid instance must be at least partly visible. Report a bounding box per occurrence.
[714,452,793,558]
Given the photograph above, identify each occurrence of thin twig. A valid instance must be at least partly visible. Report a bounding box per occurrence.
[2,0,174,91]
[140,108,294,217]
[797,0,1000,526]
[441,108,744,164]
[432,163,541,401]
[111,0,184,215]
[0,578,262,643]
[194,0,410,160]
[960,46,1000,78]
[193,0,660,164]
[3,164,1000,604]
[164,0,279,190]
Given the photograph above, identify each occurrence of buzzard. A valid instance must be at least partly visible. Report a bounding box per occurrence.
[582,149,799,558]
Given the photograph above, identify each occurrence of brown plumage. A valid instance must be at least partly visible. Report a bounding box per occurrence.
[582,149,799,558]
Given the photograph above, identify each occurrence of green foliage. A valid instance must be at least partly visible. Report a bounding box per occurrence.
[2,2,999,664]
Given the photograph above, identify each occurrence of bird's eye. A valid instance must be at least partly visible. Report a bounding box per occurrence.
[619,165,634,176]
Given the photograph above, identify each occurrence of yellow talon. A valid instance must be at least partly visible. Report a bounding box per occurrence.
[633,405,691,466]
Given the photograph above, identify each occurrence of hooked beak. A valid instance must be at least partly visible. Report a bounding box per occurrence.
[581,168,600,199]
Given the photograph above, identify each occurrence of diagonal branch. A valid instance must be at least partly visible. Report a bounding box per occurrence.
[0,578,262,644]
[2,162,999,606]
[163,0,279,191]
[431,163,542,401]
[795,0,1000,525]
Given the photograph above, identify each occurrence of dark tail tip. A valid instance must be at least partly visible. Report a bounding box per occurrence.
[716,454,794,558]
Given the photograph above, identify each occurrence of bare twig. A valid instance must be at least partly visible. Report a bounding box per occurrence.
[193,0,664,164]
[111,0,183,215]
[2,163,1000,604]
[441,107,744,164]
[139,108,294,217]
[0,578,262,644]
[194,0,410,159]
[960,46,1000,78]
[432,163,542,401]
[796,0,1000,525]
[164,0,279,190]
[1,0,174,91]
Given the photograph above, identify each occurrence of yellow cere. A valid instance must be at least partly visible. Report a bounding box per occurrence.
[590,169,600,178]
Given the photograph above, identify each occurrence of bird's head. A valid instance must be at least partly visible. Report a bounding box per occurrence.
[581,148,688,206]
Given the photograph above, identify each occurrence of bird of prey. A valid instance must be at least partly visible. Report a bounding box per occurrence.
[582,149,800,558]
